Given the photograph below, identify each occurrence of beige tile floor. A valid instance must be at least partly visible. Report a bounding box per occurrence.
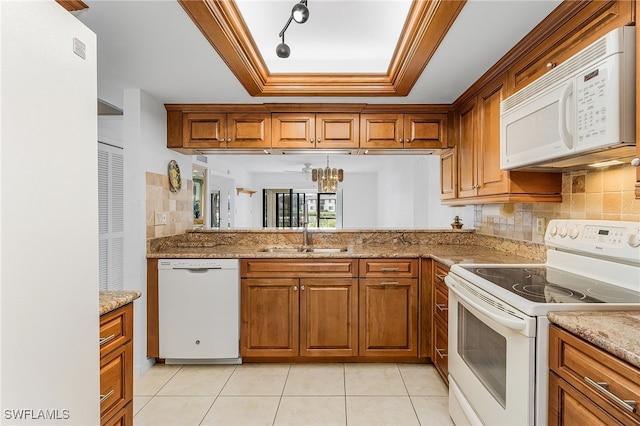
[133,363,452,426]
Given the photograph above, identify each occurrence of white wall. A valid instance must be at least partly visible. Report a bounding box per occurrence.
[1,2,99,423]
[122,89,191,376]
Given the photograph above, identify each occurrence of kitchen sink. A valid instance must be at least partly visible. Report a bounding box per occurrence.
[258,247,348,253]
[258,247,306,253]
[307,247,348,253]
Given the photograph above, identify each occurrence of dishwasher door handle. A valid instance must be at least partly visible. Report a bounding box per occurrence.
[172,267,222,272]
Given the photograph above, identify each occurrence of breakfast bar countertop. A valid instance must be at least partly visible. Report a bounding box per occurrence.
[548,311,640,369]
[99,290,142,316]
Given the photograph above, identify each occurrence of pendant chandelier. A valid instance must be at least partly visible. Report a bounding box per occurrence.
[312,156,343,193]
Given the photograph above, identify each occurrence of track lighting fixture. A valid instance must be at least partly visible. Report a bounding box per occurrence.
[276,0,309,58]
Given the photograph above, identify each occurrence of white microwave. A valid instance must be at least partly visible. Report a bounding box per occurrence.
[500,26,636,171]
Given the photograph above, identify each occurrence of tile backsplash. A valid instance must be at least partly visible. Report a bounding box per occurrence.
[474,164,640,244]
[146,171,193,238]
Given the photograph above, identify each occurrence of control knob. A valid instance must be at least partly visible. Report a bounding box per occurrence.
[629,231,640,248]
[558,226,568,238]
[568,226,580,239]
[549,226,558,237]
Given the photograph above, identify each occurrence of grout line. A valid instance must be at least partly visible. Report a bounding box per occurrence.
[398,363,423,425]
[343,363,348,426]
[271,363,292,426]
[198,364,238,425]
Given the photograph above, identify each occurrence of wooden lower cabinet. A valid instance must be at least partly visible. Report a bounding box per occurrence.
[358,259,419,357]
[240,259,359,358]
[240,258,423,360]
[359,278,418,357]
[548,325,640,425]
[100,304,133,426]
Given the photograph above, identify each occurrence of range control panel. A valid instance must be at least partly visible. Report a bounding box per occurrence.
[545,219,640,263]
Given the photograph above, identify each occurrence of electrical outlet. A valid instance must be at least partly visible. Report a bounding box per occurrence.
[536,217,546,235]
[154,211,167,226]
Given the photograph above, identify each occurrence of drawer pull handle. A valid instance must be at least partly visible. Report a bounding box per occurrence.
[380,281,399,286]
[435,273,447,280]
[380,267,400,272]
[99,334,116,346]
[435,348,448,358]
[584,376,637,413]
[435,303,448,312]
[99,390,114,404]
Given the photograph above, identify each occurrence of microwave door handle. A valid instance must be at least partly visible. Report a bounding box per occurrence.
[558,81,574,149]
[445,276,527,332]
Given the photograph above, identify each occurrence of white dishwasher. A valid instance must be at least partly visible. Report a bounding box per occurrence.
[158,258,241,364]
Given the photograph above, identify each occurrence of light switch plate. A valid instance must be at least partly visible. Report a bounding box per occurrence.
[155,211,167,226]
[536,217,546,235]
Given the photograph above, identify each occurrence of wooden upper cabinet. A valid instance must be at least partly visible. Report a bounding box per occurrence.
[508,1,634,95]
[404,114,448,149]
[272,113,359,149]
[477,77,509,196]
[227,113,271,149]
[178,112,270,150]
[183,113,226,149]
[440,147,456,200]
[360,113,447,150]
[456,98,478,199]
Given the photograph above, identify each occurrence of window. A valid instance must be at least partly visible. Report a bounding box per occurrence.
[98,142,124,291]
[263,189,341,229]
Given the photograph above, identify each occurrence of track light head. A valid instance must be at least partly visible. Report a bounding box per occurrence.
[292,2,309,23]
[276,41,290,58]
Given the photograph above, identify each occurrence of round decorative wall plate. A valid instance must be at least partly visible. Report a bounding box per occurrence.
[168,160,181,192]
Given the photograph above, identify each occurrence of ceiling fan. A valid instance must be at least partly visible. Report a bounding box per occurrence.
[284,163,313,177]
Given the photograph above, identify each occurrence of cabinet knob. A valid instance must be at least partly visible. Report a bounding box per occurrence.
[398,139,404,143]
[546,62,556,70]
[301,285,305,291]
[631,158,640,167]
[227,138,231,142]
[316,139,321,143]
[293,286,298,291]
[309,139,313,143]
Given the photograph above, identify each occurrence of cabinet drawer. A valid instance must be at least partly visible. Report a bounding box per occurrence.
[241,259,358,278]
[549,325,640,424]
[100,342,132,423]
[100,304,133,358]
[549,372,627,426]
[433,281,448,325]
[433,315,448,383]
[359,259,418,277]
[102,401,133,426]
[433,263,449,285]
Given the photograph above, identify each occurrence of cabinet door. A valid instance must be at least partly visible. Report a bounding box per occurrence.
[227,113,271,149]
[299,278,358,357]
[315,113,359,149]
[241,278,299,357]
[359,278,418,357]
[182,113,226,148]
[477,78,510,196]
[457,98,478,198]
[440,147,456,200]
[271,113,315,148]
[403,114,447,149]
[433,316,448,384]
[359,114,403,149]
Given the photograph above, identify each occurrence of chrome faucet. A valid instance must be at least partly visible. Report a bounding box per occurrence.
[301,201,310,248]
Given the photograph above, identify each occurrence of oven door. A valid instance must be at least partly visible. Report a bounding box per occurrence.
[446,273,537,426]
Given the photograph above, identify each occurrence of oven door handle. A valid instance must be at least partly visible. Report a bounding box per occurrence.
[446,276,527,331]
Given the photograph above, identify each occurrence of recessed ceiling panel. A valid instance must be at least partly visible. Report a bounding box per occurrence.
[235,0,413,73]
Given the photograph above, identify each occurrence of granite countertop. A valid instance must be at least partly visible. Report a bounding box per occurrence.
[146,244,539,266]
[548,311,640,369]
[99,290,142,316]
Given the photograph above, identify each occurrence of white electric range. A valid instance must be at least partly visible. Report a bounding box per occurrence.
[445,219,640,426]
